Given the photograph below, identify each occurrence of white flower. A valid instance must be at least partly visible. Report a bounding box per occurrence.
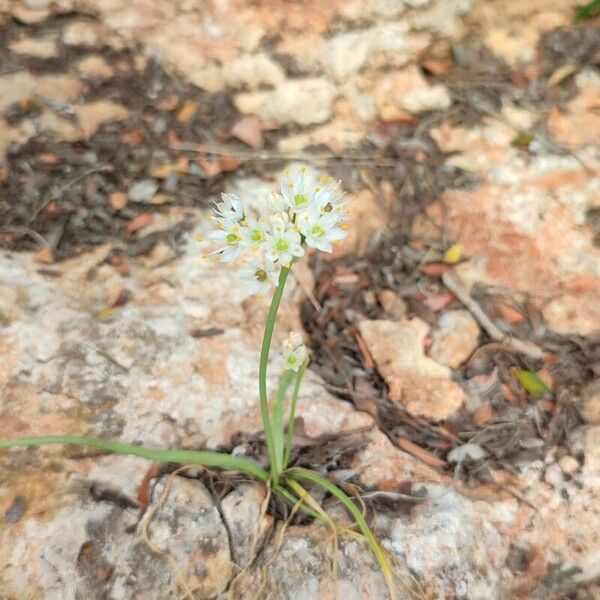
[215,193,244,222]
[314,178,349,218]
[297,209,347,252]
[265,220,304,266]
[280,167,318,213]
[268,191,288,213]
[206,218,246,263]
[203,169,349,278]
[283,332,309,371]
[240,256,280,295]
[241,216,269,249]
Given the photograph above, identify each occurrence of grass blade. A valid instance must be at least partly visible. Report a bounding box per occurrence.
[576,0,600,20]
[287,467,396,600]
[0,435,269,482]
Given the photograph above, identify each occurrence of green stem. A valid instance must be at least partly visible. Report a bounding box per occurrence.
[259,265,291,482]
[272,369,295,481]
[287,467,396,600]
[282,361,307,470]
[0,435,269,482]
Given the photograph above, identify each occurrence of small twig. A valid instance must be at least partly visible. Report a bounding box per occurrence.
[292,269,321,312]
[85,344,130,373]
[361,490,426,503]
[0,226,51,249]
[176,142,401,167]
[31,165,113,221]
[442,271,547,361]
[491,478,538,511]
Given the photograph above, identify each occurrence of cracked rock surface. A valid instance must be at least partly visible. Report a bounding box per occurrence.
[1,0,600,598]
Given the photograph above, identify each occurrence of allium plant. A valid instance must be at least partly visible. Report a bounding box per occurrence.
[0,168,395,598]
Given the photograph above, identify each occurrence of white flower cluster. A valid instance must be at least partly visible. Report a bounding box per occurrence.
[282,332,309,371]
[205,168,348,294]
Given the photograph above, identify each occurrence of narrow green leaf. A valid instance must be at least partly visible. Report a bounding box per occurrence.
[272,369,295,479]
[287,467,396,600]
[516,370,553,396]
[282,361,307,470]
[0,435,269,482]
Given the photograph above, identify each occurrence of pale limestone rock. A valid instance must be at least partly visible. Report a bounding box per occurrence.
[225,52,286,90]
[547,68,600,147]
[0,71,83,112]
[11,5,51,24]
[221,483,271,567]
[544,463,564,488]
[581,380,600,425]
[74,101,130,138]
[332,189,388,257]
[76,55,114,79]
[483,7,567,69]
[558,455,580,476]
[352,429,446,488]
[400,81,451,113]
[501,103,537,130]
[583,426,600,484]
[2,0,600,595]
[8,36,58,58]
[35,110,81,141]
[235,79,337,126]
[110,477,233,598]
[128,179,159,203]
[429,310,480,369]
[385,485,506,598]
[0,118,28,159]
[320,23,429,81]
[23,0,55,8]
[410,0,474,35]
[341,82,379,123]
[543,294,600,337]
[380,65,451,115]
[63,21,108,46]
[378,289,407,321]
[358,318,465,420]
[277,120,367,153]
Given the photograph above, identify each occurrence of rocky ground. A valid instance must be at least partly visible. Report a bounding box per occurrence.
[1,0,599,598]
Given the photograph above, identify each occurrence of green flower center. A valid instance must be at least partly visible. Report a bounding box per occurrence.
[312,225,325,238]
[294,194,307,207]
[226,232,240,245]
[322,202,333,213]
[255,269,268,282]
[287,355,297,365]
[276,238,289,252]
[250,229,264,242]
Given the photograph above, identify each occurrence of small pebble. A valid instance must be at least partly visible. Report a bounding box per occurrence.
[544,463,564,488]
[4,495,27,523]
[129,179,158,203]
[558,455,579,476]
